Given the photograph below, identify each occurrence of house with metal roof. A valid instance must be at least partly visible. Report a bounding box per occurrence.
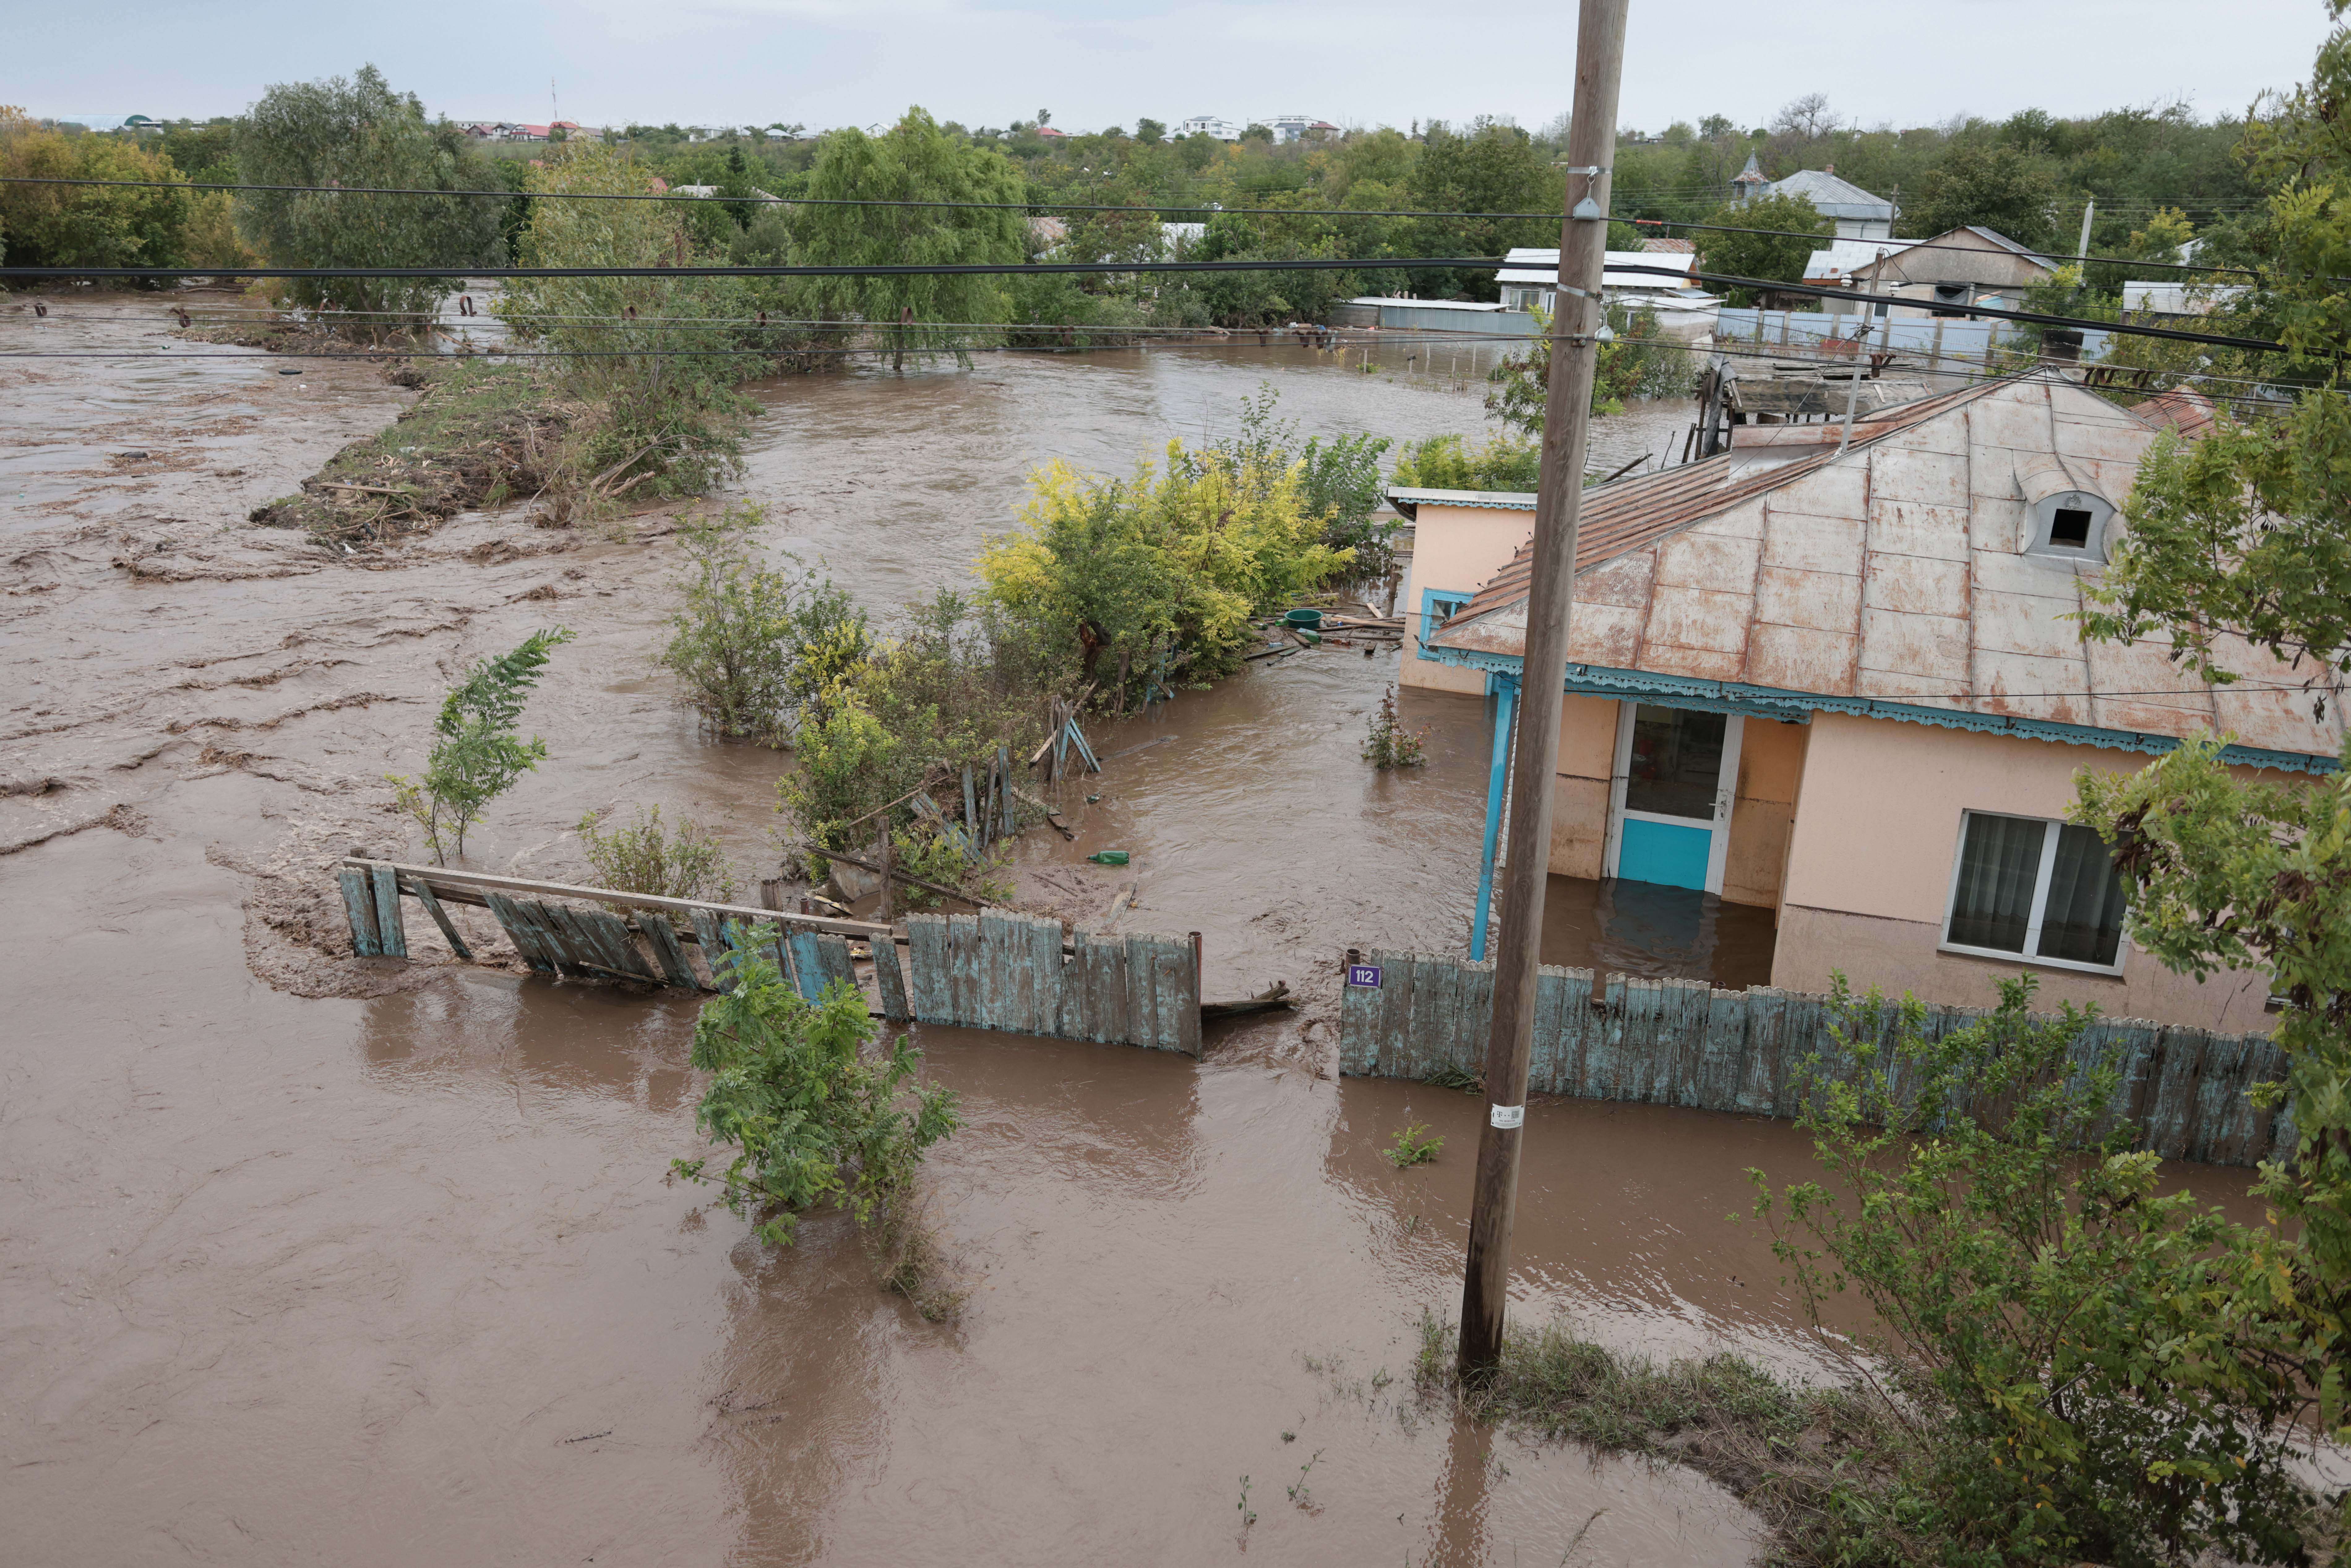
[1736,156,1898,240]
[1844,226,2055,317]
[1408,371,2336,1032]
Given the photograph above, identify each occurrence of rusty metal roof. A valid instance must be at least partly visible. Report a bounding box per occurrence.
[1438,377,2001,629]
[1423,372,2343,762]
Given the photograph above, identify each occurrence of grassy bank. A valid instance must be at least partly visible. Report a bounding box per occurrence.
[1415,1312,1941,1566]
[248,359,572,543]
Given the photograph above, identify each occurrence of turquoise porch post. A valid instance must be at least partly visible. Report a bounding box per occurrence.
[1469,673,1520,960]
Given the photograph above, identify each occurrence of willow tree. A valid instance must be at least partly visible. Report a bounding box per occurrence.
[788,108,1028,367]
[236,66,505,324]
[497,140,754,500]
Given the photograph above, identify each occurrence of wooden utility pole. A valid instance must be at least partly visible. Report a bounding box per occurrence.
[1457,0,1632,1379]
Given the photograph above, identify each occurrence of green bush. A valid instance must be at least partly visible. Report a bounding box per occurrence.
[1751,972,2328,1564]
[672,965,960,1250]
[657,506,868,743]
[980,439,1352,707]
[577,805,736,903]
[1390,431,1543,492]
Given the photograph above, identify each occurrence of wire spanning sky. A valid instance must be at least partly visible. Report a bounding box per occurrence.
[13,0,2335,139]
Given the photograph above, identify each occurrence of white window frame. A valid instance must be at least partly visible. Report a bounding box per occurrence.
[1937,810,2128,976]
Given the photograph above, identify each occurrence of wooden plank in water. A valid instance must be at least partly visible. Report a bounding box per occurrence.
[339,868,380,957]
[1339,954,1379,1076]
[1028,916,1066,1038]
[686,908,733,989]
[1699,990,1747,1113]
[2146,1026,2211,1161]
[370,864,408,959]
[634,910,694,990]
[815,933,859,998]
[1405,953,1456,1084]
[1161,934,1200,1057]
[1452,960,1494,1080]
[872,936,912,1022]
[1592,974,1631,1099]
[517,899,578,973]
[905,914,950,1023]
[1659,979,1709,1107]
[335,856,890,939]
[1554,967,1597,1097]
[947,914,982,1027]
[483,892,549,972]
[1736,988,1784,1115]
[1373,948,1415,1079]
[787,928,827,1002]
[1086,933,1129,1046]
[1124,933,1160,1050]
[408,878,473,960]
[1166,940,1204,1063]
[581,908,657,981]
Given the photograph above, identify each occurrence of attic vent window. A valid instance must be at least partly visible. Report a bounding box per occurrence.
[2026,488,2114,564]
[2049,506,2094,548]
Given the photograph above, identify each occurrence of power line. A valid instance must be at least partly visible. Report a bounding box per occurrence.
[0,173,2275,280]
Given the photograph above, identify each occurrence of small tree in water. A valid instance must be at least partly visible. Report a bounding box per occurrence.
[577,805,737,903]
[387,627,572,862]
[1363,686,1426,769]
[673,958,961,1258]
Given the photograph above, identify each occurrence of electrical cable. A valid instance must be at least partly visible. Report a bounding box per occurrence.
[0,173,2279,280]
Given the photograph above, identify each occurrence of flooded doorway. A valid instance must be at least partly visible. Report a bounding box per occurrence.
[1605,704,1742,894]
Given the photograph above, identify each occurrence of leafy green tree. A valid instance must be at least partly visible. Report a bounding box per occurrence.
[1753,975,2327,1564]
[388,627,573,862]
[2063,0,2351,1467]
[1902,141,2064,247]
[498,141,754,499]
[1212,385,1395,571]
[1405,118,1558,299]
[236,66,506,322]
[980,440,1351,703]
[1485,301,1692,429]
[1391,431,1543,491]
[1694,191,1832,306]
[789,107,1028,364]
[0,108,191,269]
[1134,118,1165,145]
[673,965,960,1249]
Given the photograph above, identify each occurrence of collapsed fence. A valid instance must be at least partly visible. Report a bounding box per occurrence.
[337,858,1200,1056]
[1336,948,2292,1169]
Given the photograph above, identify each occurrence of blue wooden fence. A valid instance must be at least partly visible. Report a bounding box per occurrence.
[1338,950,2291,1169]
[338,861,1201,1058]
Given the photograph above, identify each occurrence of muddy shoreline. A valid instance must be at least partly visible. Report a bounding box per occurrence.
[1,296,2266,1564]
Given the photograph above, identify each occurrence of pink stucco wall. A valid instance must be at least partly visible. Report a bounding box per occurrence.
[1774,711,2280,1031]
[1398,502,1532,694]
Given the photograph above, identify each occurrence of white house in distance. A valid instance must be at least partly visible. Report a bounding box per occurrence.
[1733,154,1898,240]
[1394,370,2332,1033]
[1178,116,1242,140]
[1498,245,1716,340]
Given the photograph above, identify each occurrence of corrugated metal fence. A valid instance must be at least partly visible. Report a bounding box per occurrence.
[1338,950,2291,1169]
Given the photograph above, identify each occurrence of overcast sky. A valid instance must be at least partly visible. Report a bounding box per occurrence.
[15,0,2332,137]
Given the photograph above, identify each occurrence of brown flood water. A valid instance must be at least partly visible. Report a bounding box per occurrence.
[1,297,2269,1565]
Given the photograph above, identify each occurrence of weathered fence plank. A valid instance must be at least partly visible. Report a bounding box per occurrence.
[370,863,408,960]
[637,910,697,991]
[872,934,912,1022]
[340,868,380,957]
[409,878,472,960]
[1335,949,2285,1169]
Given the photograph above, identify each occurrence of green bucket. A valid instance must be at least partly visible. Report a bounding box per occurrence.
[1283,608,1323,630]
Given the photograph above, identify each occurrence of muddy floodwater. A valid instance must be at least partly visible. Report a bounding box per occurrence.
[2,297,2267,1564]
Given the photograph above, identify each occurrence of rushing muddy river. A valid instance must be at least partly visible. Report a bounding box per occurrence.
[0,296,2263,1565]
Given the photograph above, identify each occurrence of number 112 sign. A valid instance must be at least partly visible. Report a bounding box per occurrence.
[1345,963,1382,989]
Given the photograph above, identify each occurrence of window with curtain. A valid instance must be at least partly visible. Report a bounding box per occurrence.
[1944,811,2128,969]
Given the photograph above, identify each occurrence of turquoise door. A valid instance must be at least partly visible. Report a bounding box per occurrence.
[1607,704,1744,894]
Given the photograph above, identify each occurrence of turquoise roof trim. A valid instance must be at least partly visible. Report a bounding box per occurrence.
[1422,643,2340,777]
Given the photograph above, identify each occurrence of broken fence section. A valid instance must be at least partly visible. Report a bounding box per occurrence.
[901,912,1200,1056]
[1337,949,2293,1170]
[337,859,1201,1057]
